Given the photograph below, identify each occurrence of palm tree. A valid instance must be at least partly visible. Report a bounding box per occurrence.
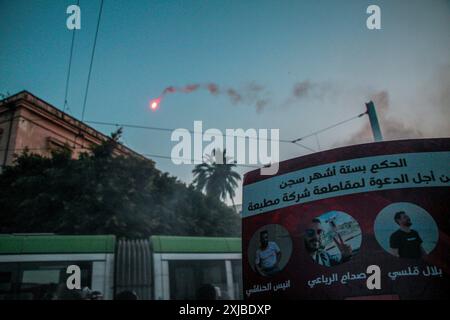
[192,149,241,212]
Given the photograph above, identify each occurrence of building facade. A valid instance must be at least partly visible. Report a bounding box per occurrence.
[0,91,144,169]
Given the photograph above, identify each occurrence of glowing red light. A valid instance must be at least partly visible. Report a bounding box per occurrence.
[150,97,161,111]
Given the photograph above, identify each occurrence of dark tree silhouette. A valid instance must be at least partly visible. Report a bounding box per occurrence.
[192,149,241,212]
[0,130,240,237]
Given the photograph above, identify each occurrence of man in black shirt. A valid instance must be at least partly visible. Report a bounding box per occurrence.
[389,211,426,259]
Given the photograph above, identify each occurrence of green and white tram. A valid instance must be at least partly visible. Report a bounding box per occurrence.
[0,234,242,300]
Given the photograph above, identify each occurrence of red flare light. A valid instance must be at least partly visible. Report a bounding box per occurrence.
[150,97,161,111]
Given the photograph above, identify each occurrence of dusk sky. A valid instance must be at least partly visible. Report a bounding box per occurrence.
[1,0,449,205]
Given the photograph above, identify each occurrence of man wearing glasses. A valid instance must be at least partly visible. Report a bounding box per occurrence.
[304,218,352,267]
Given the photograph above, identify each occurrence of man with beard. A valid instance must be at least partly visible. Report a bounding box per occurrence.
[390,211,426,259]
[255,230,281,276]
[304,218,352,267]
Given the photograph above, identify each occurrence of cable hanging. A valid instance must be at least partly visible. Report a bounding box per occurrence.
[85,111,367,154]
[85,120,316,152]
[0,146,260,168]
[63,0,80,114]
[81,0,104,121]
[291,112,367,144]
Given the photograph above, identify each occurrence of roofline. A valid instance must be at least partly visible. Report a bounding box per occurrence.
[150,235,242,253]
[0,234,116,254]
[0,90,147,160]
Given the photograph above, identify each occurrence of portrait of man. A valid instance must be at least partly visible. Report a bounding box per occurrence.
[304,218,353,267]
[255,230,282,276]
[389,211,426,259]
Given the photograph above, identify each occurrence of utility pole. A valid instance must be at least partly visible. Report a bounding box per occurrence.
[366,101,383,142]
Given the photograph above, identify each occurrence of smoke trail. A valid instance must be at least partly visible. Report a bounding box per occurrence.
[226,88,242,104]
[293,81,315,98]
[154,82,270,113]
[182,84,200,93]
[280,80,337,109]
[207,83,219,95]
[154,80,339,112]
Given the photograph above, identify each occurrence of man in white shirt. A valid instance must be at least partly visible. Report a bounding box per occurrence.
[255,230,282,276]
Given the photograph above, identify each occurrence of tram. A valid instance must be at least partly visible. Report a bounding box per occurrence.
[0,234,242,300]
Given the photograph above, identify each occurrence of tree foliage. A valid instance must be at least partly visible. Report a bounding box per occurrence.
[192,149,241,211]
[0,131,240,238]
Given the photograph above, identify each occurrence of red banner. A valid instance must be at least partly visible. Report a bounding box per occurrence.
[242,138,450,300]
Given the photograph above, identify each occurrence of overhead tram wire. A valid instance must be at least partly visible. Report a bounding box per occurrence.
[85,120,316,152]
[1,112,367,168]
[140,153,261,169]
[11,115,314,153]
[81,0,104,122]
[16,110,366,155]
[85,111,367,153]
[291,111,367,144]
[0,146,261,169]
[63,0,80,114]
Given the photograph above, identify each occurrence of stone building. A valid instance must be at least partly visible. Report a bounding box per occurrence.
[0,91,143,169]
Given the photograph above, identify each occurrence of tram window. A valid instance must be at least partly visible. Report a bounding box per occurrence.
[0,272,13,291]
[169,260,228,300]
[0,263,17,300]
[0,261,93,300]
[22,269,60,284]
[0,271,14,300]
[231,260,243,300]
[18,262,92,300]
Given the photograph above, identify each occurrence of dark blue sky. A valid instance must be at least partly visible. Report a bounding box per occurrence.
[1,0,449,204]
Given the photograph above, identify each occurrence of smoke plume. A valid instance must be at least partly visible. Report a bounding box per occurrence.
[155,66,450,132]
[158,82,270,113]
[338,91,425,147]
[280,80,338,109]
